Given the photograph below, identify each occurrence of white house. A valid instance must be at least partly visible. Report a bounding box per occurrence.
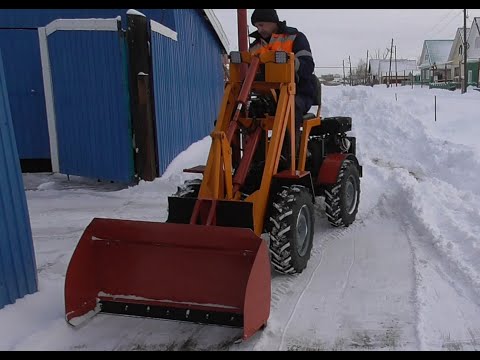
[447,27,470,83]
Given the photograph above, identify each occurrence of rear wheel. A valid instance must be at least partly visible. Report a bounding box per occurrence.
[266,185,314,274]
[325,160,360,227]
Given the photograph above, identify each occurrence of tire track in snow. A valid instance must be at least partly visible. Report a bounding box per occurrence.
[250,195,381,351]
[340,231,356,300]
[382,168,480,350]
[278,239,325,351]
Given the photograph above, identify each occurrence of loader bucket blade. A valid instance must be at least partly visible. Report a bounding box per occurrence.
[65,218,271,340]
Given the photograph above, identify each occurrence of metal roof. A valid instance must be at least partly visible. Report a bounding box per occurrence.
[425,40,454,65]
[369,59,417,76]
[202,10,229,53]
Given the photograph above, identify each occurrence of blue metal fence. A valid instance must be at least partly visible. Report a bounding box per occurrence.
[47,27,134,183]
[0,9,174,166]
[0,9,225,180]
[0,50,38,309]
[0,29,50,159]
[150,9,224,174]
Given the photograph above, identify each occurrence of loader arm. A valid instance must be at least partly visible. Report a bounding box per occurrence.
[191,51,297,235]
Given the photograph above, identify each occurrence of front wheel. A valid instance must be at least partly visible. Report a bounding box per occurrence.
[266,185,315,274]
[325,160,360,227]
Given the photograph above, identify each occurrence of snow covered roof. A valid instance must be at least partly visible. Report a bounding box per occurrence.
[379,59,417,74]
[422,40,454,67]
[369,59,417,76]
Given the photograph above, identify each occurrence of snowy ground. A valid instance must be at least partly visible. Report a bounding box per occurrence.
[1,85,480,350]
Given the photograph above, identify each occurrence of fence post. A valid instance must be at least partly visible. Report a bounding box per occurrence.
[126,12,158,182]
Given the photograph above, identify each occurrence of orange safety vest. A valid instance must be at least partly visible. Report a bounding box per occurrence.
[249,33,297,55]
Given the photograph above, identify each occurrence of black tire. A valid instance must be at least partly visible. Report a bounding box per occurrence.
[173,178,202,198]
[325,160,360,227]
[266,185,315,274]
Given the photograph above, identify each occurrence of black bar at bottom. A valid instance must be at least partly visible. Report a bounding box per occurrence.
[100,301,244,327]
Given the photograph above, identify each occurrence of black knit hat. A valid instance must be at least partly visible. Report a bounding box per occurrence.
[251,9,279,25]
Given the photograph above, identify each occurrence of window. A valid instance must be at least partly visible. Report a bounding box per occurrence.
[468,70,473,83]
[475,37,480,49]
[459,45,463,55]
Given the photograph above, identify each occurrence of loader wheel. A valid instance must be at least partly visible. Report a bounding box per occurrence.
[267,185,314,274]
[325,160,360,227]
[173,178,202,198]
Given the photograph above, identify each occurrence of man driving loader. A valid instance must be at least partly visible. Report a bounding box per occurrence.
[249,9,316,155]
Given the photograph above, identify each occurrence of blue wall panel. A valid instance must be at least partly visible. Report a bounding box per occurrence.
[151,9,224,174]
[0,50,38,309]
[48,30,133,183]
[0,29,50,159]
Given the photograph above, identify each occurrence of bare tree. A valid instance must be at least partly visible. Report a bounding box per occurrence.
[354,59,367,84]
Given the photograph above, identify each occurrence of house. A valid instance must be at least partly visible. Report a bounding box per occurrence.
[368,59,417,85]
[446,27,470,84]
[0,9,229,182]
[417,40,454,83]
[466,17,480,86]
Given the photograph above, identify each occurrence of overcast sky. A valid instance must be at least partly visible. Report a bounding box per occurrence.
[212,9,480,75]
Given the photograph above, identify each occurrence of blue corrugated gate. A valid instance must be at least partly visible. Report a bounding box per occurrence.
[150,9,224,174]
[0,29,50,159]
[0,9,175,170]
[45,19,134,183]
[0,50,38,309]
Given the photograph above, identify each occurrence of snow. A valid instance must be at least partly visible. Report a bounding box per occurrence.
[2,85,480,350]
[68,303,102,327]
[126,9,146,17]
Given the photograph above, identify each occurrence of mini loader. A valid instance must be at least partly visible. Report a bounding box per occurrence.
[64,50,362,340]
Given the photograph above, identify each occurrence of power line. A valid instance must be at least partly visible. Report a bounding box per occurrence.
[426,9,457,35]
[435,10,464,36]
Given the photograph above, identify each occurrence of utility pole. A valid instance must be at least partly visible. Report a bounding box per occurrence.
[342,60,346,86]
[388,39,393,87]
[394,45,398,87]
[365,50,369,85]
[348,56,353,86]
[462,9,468,94]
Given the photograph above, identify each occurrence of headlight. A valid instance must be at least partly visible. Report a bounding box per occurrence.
[230,51,242,64]
[275,51,287,64]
